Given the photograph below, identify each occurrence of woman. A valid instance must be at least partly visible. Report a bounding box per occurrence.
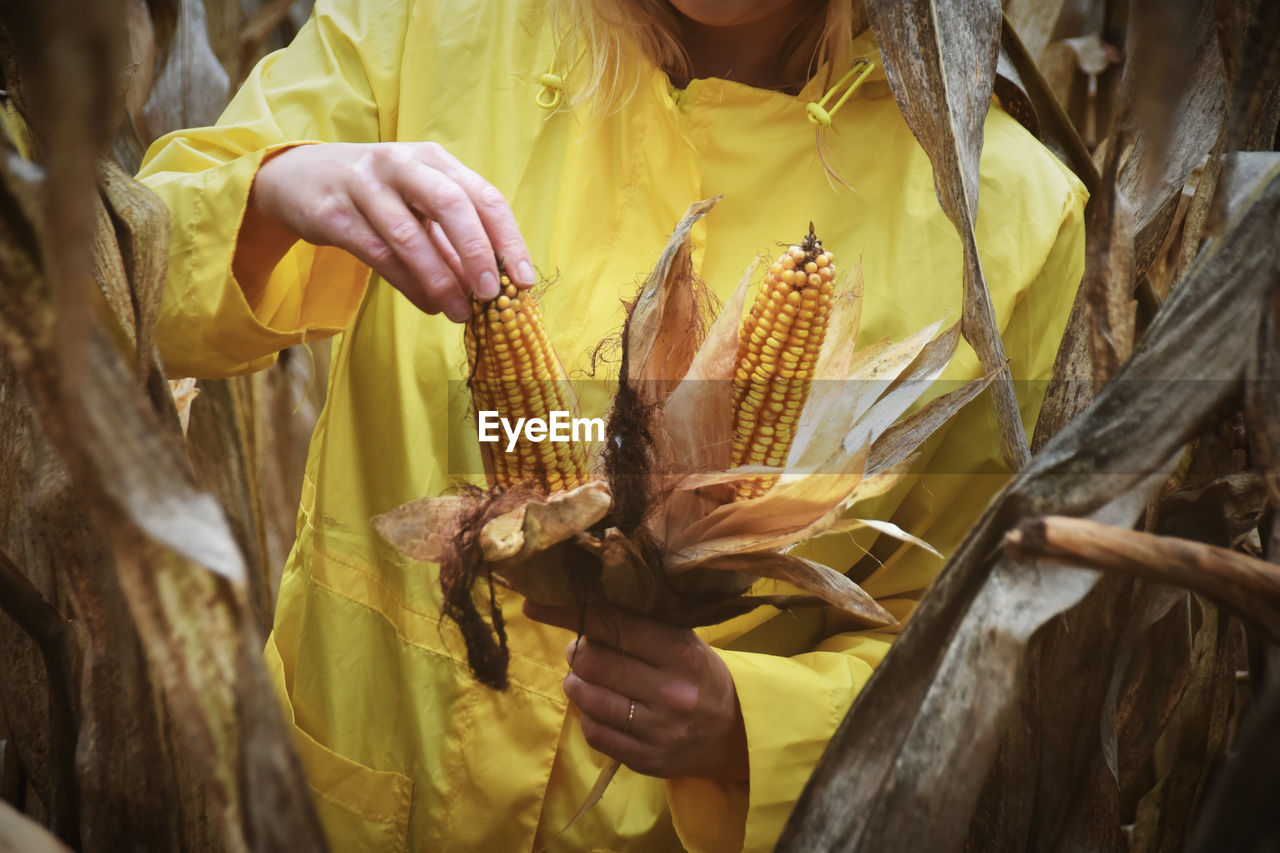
[138,0,1086,849]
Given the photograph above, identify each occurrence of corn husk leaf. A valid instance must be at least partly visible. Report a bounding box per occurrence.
[695,552,893,628]
[372,495,466,563]
[624,196,719,409]
[789,320,945,471]
[664,443,869,563]
[498,481,613,561]
[865,371,995,475]
[657,259,756,475]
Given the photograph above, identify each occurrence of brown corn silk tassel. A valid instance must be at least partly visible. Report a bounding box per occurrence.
[730,225,836,498]
[464,274,591,493]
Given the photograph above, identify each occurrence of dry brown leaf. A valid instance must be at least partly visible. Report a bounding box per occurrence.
[517,481,613,556]
[1001,14,1101,192]
[780,158,1280,853]
[866,371,994,475]
[866,0,1031,472]
[0,68,325,852]
[1084,140,1137,391]
[1130,600,1239,852]
[141,0,230,141]
[1186,657,1280,852]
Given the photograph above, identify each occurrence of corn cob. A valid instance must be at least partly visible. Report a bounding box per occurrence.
[465,274,591,493]
[730,225,836,498]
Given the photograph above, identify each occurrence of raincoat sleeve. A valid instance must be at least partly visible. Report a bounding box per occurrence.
[137,0,411,378]
[667,171,1088,853]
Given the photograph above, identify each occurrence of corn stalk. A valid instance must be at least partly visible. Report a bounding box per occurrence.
[782,0,1280,849]
[0,0,325,848]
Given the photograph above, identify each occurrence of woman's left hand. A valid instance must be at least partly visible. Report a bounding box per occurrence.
[522,600,749,783]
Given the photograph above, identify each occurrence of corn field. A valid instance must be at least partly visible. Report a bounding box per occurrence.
[0,0,1278,849]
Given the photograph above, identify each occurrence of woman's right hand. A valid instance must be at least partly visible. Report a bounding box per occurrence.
[238,141,535,322]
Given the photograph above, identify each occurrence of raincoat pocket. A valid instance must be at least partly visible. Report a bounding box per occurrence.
[288,715,415,853]
[266,627,414,852]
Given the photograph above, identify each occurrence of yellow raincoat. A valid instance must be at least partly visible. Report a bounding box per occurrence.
[139,0,1087,849]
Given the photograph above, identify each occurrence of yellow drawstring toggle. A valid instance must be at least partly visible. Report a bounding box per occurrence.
[536,54,564,110]
[806,58,875,127]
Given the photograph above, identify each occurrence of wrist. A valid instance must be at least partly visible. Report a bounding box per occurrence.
[233,150,304,300]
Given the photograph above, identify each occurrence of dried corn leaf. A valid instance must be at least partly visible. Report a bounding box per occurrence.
[843,323,961,452]
[0,110,325,853]
[866,371,994,475]
[1186,662,1280,852]
[99,160,170,380]
[1002,0,1085,64]
[1130,600,1239,852]
[845,518,942,559]
[1116,1,1226,281]
[1245,219,1280,542]
[1083,141,1137,391]
[865,0,1030,471]
[1,148,188,853]
[185,377,275,632]
[1205,1,1280,235]
[1099,585,1189,797]
[142,0,230,141]
[666,445,868,561]
[1035,8,1237,441]
[810,267,864,384]
[780,157,1280,852]
[1221,0,1280,155]
[1000,14,1101,193]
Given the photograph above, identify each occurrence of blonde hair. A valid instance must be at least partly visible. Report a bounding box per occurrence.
[552,1,861,111]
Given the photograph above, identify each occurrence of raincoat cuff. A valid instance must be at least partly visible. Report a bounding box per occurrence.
[155,140,369,377]
[224,143,369,329]
[666,648,866,852]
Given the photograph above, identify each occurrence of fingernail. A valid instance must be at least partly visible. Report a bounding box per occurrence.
[516,260,536,285]
[478,270,499,299]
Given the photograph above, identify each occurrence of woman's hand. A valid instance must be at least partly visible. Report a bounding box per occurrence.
[523,600,749,784]
[238,141,535,322]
